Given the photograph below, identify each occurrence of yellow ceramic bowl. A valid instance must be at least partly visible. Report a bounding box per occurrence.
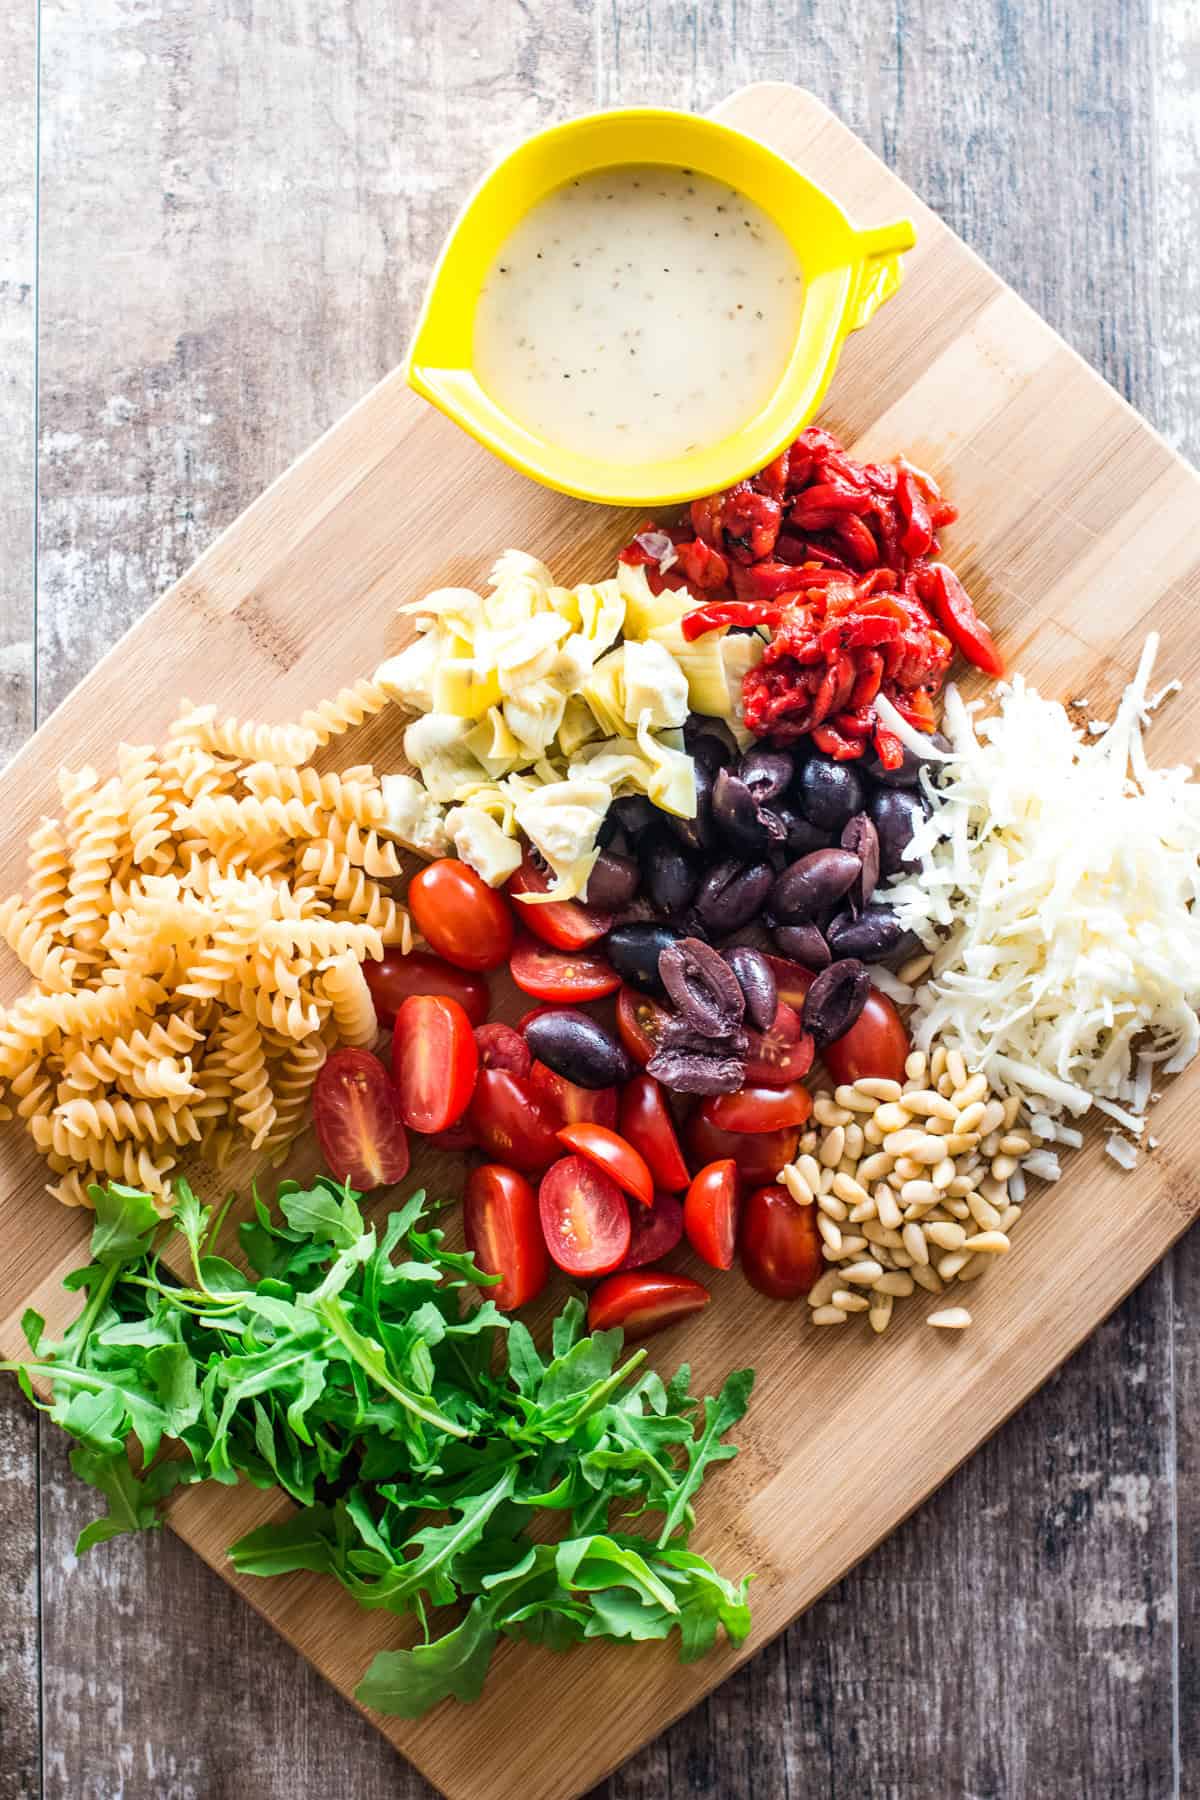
[405,107,915,507]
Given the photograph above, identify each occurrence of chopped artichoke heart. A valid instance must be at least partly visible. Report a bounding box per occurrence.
[617,560,693,639]
[403,713,486,801]
[648,619,734,718]
[374,634,437,713]
[574,580,626,659]
[463,707,525,775]
[502,680,566,756]
[380,772,449,856]
[399,586,485,635]
[512,778,610,903]
[636,713,697,818]
[582,646,631,739]
[444,805,523,886]
[558,693,602,756]
[623,637,690,729]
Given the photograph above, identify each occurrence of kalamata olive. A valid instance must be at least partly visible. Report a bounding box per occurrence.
[864,730,952,788]
[840,813,880,913]
[793,755,864,832]
[584,851,640,911]
[771,922,831,969]
[736,747,794,804]
[665,757,714,853]
[693,859,773,935]
[802,959,871,1049]
[658,937,745,1038]
[611,795,658,841]
[605,922,680,994]
[684,716,739,772]
[770,848,861,923]
[712,767,777,855]
[642,829,700,915]
[868,787,927,878]
[596,811,622,850]
[646,1047,746,1094]
[723,945,778,1031]
[770,804,828,859]
[826,905,906,961]
[524,1010,634,1088]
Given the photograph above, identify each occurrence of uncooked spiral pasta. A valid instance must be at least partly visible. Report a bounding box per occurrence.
[297,843,410,945]
[0,895,79,992]
[169,701,318,769]
[296,676,390,747]
[25,817,70,936]
[259,917,384,961]
[117,743,173,871]
[217,1009,276,1150]
[319,814,402,879]
[188,793,321,847]
[260,1034,327,1162]
[64,778,123,952]
[241,762,387,831]
[319,953,378,1047]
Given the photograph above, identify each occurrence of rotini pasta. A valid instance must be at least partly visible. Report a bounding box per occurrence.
[0,895,79,992]
[169,701,318,769]
[260,1034,327,1163]
[118,743,173,871]
[25,817,70,937]
[297,843,410,945]
[297,677,390,747]
[64,778,123,952]
[318,953,378,1047]
[217,1008,276,1150]
[318,813,402,879]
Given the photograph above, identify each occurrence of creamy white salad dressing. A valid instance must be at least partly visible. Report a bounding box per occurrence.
[474,165,803,464]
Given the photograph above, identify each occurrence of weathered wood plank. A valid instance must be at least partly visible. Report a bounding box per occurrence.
[1158,1,1200,1790]
[0,5,41,1797]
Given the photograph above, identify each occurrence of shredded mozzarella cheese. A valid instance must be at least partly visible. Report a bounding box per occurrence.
[887,635,1200,1139]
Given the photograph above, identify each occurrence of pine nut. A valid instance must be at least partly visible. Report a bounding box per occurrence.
[999,1132,1031,1156]
[1003,1095,1022,1127]
[941,1132,980,1155]
[874,1102,910,1134]
[943,1197,972,1220]
[834,1084,876,1113]
[890,1248,914,1268]
[828,1235,868,1260]
[893,1155,925,1180]
[883,1127,926,1156]
[875,1187,903,1230]
[930,1045,948,1080]
[979,1100,1006,1136]
[863,1119,886,1145]
[854,1076,903,1102]
[947,1174,976,1197]
[876,1271,915,1296]
[928,1307,972,1329]
[898,951,934,985]
[902,1222,930,1265]
[931,1157,957,1189]
[955,1100,987,1134]
[900,1178,938,1204]
[911,1262,944,1292]
[904,1050,928,1083]
[962,1231,1010,1255]
[991,1154,1018,1181]
[781,1165,814,1206]
[957,1254,987,1281]
[946,1049,968,1089]
[924,1220,967,1251]
[911,1134,950,1165]
[903,1199,938,1222]
[857,1151,893,1184]
[814,1096,853,1128]
[953,1072,988,1108]
[843,1122,865,1161]
[937,1250,970,1280]
[808,1270,841,1306]
[869,1293,894,1333]
[817,1214,842,1253]
[901,1088,958,1121]
[832,1171,870,1208]
[797,1153,822,1191]
[840,1259,884,1285]
[817,1193,848,1222]
[967,1193,1003,1231]
[862,1223,904,1249]
[937,1071,956,1097]
[848,1198,876,1224]
[818,1125,846,1167]
[980,1174,1009,1205]
[999,1205,1022,1232]
[798,1129,818,1155]
[831,1289,870,1312]
[812,1305,849,1325]
[818,1166,837,1195]
[923,1116,953,1137]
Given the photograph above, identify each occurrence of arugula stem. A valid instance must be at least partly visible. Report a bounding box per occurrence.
[315,1300,469,1439]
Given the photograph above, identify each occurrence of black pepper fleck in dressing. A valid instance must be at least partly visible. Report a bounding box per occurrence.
[473,164,803,464]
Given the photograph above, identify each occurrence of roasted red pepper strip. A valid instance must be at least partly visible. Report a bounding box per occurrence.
[681,601,783,641]
[919,563,1005,677]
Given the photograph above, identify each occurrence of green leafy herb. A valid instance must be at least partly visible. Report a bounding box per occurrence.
[2,1173,754,1719]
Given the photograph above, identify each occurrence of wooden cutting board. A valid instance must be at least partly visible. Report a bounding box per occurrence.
[3,80,1199,1800]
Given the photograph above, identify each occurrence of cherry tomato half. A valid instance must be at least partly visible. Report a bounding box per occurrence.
[392,995,478,1135]
[587,1271,710,1342]
[507,850,614,951]
[685,1114,801,1187]
[684,1159,740,1270]
[538,1155,631,1276]
[468,1069,562,1172]
[822,988,911,1087]
[618,1075,690,1192]
[463,1164,548,1311]
[312,1048,410,1191]
[529,1061,619,1129]
[740,1183,823,1300]
[363,949,489,1029]
[762,955,815,1014]
[407,859,514,972]
[743,1000,816,1088]
[474,1022,532,1077]
[706,1082,813,1135]
[556,1122,654,1209]
[509,933,621,1003]
[615,986,673,1067]
[618,1191,685,1270]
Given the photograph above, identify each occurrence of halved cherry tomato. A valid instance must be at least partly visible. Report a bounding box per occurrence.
[463,1164,548,1311]
[474,1022,531,1077]
[618,1191,685,1270]
[743,1000,816,1087]
[685,1114,801,1187]
[684,1159,740,1270]
[618,1075,690,1192]
[468,1069,562,1172]
[529,1061,619,1129]
[740,1183,823,1299]
[615,986,673,1067]
[507,850,614,951]
[362,948,490,1029]
[312,1048,410,1190]
[556,1122,654,1209]
[587,1271,710,1342]
[391,995,478,1135]
[822,988,910,1086]
[762,955,815,1014]
[538,1155,631,1276]
[509,933,621,1002]
[706,1082,813,1135]
[407,860,514,972]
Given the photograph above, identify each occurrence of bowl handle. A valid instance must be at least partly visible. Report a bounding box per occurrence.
[845,219,917,334]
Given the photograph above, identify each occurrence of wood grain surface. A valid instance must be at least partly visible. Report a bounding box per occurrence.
[2,6,1198,1798]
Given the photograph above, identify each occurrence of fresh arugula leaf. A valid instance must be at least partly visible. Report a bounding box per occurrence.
[229,1505,339,1578]
[556,1535,679,1614]
[354,1598,498,1717]
[20,1308,44,1355]
[71,1448,186,1554]
[90,1184,160,1268]
[655,1367,754,1547]
[280,1178,364,1250]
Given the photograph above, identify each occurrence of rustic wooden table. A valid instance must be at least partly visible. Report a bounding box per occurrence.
[1,3,1197,1796]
